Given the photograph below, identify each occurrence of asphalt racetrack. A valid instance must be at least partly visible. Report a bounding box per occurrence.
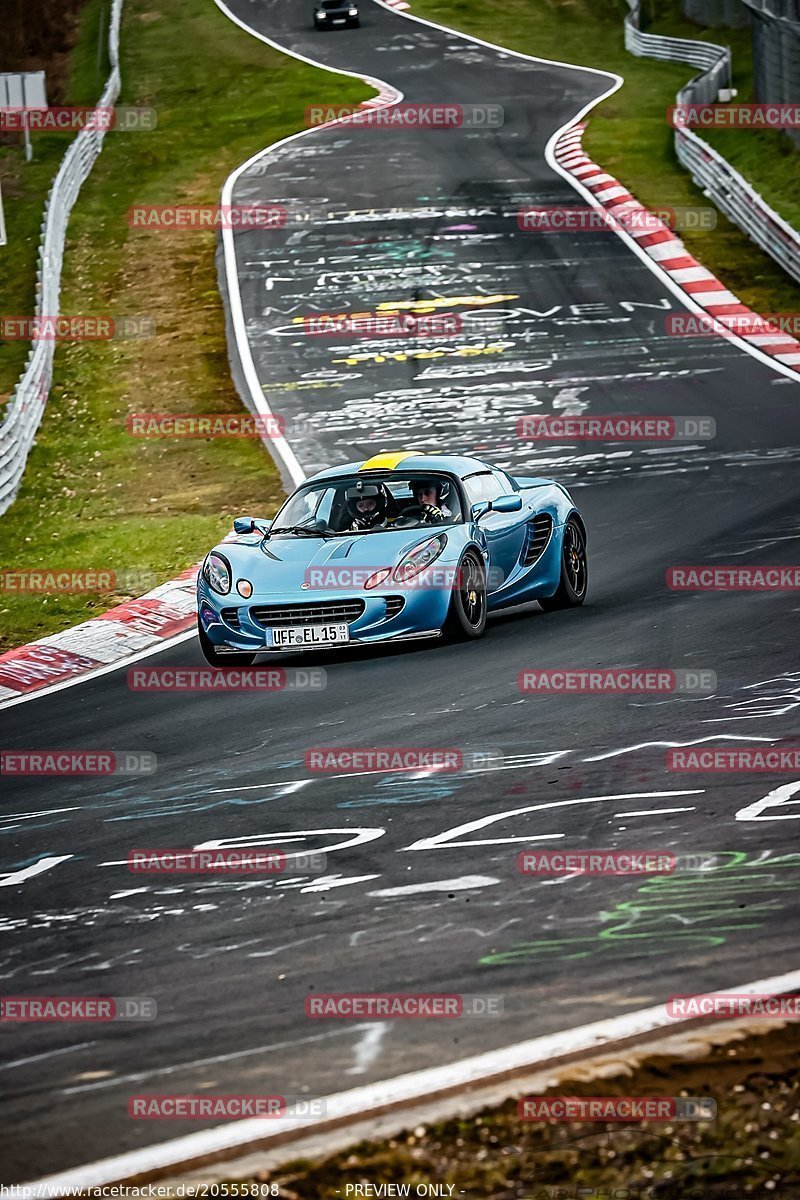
[2,0,800,1181]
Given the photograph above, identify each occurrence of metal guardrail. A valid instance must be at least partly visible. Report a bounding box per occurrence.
[0,0,124,515]
[623,0,800,287]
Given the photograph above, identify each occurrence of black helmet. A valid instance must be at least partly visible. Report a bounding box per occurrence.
[345,481,387,521]
[413,477,447,502]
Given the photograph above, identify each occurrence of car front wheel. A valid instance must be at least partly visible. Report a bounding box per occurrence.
[445,550,487,640]
[197,618,257,667]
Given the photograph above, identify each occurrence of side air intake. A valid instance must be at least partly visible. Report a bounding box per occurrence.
[521,513,553,567]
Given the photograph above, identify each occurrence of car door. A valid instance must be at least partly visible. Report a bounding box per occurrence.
[463,469,527,593]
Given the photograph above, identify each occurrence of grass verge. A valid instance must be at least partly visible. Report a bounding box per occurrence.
[235,1024,800,1197]
[408,0,800,315]
[0,0,368,652]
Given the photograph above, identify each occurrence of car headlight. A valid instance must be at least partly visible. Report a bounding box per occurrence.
[348,7,358,13]
[316,10,327,15]
[394,534,447,584]
[202,552,232,595]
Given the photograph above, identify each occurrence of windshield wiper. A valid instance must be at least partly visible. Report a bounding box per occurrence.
[270,524,330,538]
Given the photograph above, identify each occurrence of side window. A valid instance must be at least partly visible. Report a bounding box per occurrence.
[491,468,515,495]
[463,472,505,505]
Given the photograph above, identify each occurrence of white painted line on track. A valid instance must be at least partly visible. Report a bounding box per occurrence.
[584,733,774,763]
[613,806,697,816]
[367,874,499,896]
[0,1042,96,1073]
[61,1024,379,1096]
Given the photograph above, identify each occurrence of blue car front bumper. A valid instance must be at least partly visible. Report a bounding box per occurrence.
[197,582,451,653]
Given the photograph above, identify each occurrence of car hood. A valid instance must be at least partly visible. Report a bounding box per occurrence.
[211,528,460,594]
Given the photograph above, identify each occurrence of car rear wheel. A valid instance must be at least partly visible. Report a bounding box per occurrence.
[197,618,257,667]
[445,551,487,640]
[539,516,587,611]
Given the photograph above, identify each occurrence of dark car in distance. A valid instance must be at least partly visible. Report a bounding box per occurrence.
[314,0,359,28]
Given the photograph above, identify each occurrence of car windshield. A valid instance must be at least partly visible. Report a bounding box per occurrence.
[322,1,346,8]
[271,473,462,536]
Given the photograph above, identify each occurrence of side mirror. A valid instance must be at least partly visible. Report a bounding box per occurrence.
[233,516,272,535]
[492,493,522,514]
[471,494,522,522]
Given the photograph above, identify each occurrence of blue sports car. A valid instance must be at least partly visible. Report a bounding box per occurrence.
[196,451,587,664]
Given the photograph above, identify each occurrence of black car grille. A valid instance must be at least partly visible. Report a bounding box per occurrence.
[384,596,405,620]
[521,513,553,567]
[220,607,241,631]
[250,600,366,628]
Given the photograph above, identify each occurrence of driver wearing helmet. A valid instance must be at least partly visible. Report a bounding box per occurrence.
[410,478,452,524]
[345,482,390,531]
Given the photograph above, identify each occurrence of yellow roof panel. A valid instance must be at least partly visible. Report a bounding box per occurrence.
[359,450,424,471]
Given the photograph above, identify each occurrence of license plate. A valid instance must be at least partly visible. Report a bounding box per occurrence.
[333,17,345,22]
[268,623,350,648]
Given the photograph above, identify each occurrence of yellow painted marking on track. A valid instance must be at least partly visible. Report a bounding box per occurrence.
[334,343,512,367]
[375,294,518,313]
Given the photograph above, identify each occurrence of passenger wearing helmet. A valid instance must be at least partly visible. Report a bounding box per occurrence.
[345,482,390,531]
[410,478,452,524]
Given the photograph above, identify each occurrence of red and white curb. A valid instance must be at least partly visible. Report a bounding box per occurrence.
[383,0,411,10]
[553,123,800,373]
[358,82,402,107]
[0,568,198,705]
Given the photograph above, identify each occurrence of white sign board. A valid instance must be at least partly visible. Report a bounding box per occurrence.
[0,71,48,161]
